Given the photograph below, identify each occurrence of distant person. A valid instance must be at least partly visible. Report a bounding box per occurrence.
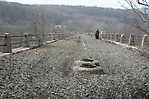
[95,29,99,39]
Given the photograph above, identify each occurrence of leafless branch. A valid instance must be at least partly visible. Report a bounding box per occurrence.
[124,0,149,35]
[125,0,147,22]
[137,0,149,7]
[134,19,149,34]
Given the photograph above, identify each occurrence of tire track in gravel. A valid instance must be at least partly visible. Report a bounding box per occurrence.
[47,40,83,77]
[30,39,83,78]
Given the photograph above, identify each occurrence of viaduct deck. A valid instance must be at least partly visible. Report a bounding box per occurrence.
[0,34,149,98]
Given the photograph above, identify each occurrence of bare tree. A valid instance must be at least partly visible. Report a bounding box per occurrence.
[137,0,149,7]
[124,0,149,35]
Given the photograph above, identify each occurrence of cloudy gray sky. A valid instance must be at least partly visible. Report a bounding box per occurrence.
[6,0,128,8]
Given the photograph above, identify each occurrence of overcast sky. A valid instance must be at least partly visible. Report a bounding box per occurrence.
[6,0,129,8]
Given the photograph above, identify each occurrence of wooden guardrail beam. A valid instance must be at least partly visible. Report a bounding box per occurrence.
[0,32,74,54]
[97,32,149,50]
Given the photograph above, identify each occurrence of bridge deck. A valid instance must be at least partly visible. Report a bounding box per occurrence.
[0,34,149,98]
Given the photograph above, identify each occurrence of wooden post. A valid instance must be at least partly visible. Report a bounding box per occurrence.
[112,33,114,40]
[128,34,135,46]
[62,33,64,40]
[111,33,112,40]
[24,33,30,47]
[37,34,42,47]
[106,33,108,39]
[115,33,119,41]
[51,33,55,40]
[110,33,112,40]
[51,33,54,40]
[111,33,113,40]
[56,33,58,40]
[58,33,60,40]
[117,34,121,42]
[55,33,57,40]
[108,33,110,40]
[3,33,12,53]
[49,33,51,40]
[99,31,103,40]
[49,33,53,40]
[120,34,124,43]
[141,35,147,48]
[60,33,62,40]
[53,33,55,40]
[128,34,132,45]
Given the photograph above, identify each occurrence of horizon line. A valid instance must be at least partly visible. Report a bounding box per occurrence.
[1,1,127,9]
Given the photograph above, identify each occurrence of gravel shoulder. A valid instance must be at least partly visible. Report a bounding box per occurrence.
[0,34,149,99]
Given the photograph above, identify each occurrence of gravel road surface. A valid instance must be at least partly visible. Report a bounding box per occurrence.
[0,34,149,99]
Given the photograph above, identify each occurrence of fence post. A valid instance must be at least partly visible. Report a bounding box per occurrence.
[128,34,132,45]
[109,33,111,40]
[99,31,103,40]
[108,33,110,40]
[37,34,42,47]
[50,33,54,40]
[62,33,64,40]
[110,33,112,40]
[128,34,135,46]
[53,33,56,40]
[3,33,12,53]
[111,33,113,40]
[60,33,63,40]
[141,35,147,48]
[58,33,60,40]
[120,34,124,43]
[49,33,52,40]
[112,33,116,41]
[24,33,30,47]
[115,33,119,42]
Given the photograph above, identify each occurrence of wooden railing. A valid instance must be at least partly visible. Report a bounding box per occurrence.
[0,32,74,53]
[98,32,149,51]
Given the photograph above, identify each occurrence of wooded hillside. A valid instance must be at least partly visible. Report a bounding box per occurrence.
[0,1,141,34]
